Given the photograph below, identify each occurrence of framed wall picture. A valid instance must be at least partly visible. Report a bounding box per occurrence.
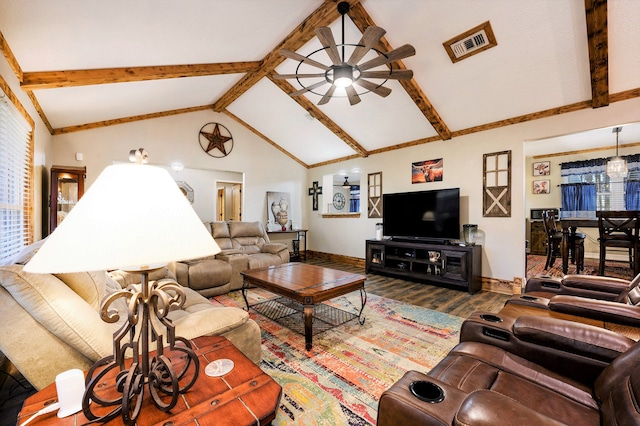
[533,161,550,176]
[267,191,291,230]
[411,158,443,184]
[175,181,194,204]
[533,179,550,194]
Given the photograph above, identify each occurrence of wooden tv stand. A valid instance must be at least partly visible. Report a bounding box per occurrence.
[366,239,482,294]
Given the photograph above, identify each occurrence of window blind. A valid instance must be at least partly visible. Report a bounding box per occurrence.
[0,89,33,265]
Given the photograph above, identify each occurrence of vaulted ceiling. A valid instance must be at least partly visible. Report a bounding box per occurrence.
[1,0,639,167]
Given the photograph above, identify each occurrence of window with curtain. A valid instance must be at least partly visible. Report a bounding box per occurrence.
[560,154,640,219]
[0,88,34,265]
[624,154,640,211]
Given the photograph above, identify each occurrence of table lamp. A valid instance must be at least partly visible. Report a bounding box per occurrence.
[24,149,221,424]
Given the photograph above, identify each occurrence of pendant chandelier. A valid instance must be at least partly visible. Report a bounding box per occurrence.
[606,126,628,179]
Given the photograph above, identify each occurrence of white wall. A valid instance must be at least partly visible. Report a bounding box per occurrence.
[308,97,640,284]
[51,109,309,226]
[0,51,54,240]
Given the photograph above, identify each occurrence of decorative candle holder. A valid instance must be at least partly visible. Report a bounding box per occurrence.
[463,224,478,246]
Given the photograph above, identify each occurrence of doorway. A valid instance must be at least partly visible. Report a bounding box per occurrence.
[217,181,242,221]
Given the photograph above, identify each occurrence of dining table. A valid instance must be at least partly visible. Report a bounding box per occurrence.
[559,217,639,275]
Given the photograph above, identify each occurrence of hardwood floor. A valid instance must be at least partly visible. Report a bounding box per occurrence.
[304,258,511,318]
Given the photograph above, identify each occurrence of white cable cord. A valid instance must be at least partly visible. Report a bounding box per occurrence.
[19,402,60,426]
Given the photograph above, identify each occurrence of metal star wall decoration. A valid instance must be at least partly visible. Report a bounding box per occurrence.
[198,122,234,158]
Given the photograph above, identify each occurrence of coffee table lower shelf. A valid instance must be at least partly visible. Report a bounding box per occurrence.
[241,263,367,350]
[249,296,363,337]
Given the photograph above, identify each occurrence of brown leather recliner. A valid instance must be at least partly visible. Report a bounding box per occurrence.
[378,313,639,425]
[508,273,640,327]
[524,273,639,301]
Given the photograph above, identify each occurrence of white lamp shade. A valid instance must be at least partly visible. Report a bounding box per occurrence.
[25,163,220,273]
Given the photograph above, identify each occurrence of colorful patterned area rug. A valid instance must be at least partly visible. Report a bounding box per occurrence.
[210,289,464,425]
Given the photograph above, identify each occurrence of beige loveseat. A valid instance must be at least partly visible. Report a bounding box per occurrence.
[170,221,290,297]
[0,258,261,390]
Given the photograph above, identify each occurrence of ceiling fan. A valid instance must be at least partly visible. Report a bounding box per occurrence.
[273,1,416,106]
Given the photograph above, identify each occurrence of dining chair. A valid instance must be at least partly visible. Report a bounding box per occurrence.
[597,210,640,276]
[542,210,585,272]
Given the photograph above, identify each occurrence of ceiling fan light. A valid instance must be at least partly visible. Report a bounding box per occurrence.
[333,66,353,87]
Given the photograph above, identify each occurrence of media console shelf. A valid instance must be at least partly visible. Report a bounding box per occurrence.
[366,239,482,294]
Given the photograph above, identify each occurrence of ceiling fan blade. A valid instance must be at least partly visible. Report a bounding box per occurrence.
[353,79,392,97]
[359,69,414,80]
[315,27,343,66]
[347,26,386,66]
[318,85,337,105]
[358,44,416,71]
[345,85,361,106]
[289,80,328,97]
[273,73,327,80]
[280,49,330,71]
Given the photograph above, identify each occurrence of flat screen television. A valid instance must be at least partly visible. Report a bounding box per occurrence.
[382,188,460,241]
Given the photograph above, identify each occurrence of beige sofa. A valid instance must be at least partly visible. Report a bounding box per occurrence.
[0,257,261,390]
[170,221,290,297]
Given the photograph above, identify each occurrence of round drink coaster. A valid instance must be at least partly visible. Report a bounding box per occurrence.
[205,359,234,377]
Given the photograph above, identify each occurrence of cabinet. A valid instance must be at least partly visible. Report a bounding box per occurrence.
[366,239,482,294]
[529,221,546,255]
[50,166,86,234]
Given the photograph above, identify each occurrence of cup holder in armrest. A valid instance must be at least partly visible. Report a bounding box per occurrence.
[519,295,538,301]
[409,381,445,403]
[479,314,502,323]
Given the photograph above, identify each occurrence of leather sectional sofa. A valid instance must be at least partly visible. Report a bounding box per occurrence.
[378,310,640,425]
[503,273,640,330]
[169,221,290,297]
[378,274,640,424]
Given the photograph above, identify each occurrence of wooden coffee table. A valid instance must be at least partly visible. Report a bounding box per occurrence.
[17,336,281,425]
[241,263,367,350]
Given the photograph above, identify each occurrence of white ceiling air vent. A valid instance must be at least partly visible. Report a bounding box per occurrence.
[451,30,488,58]
[443,21,497,63]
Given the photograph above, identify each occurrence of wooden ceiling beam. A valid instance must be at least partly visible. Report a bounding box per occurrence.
[0,30,23,83]
[25,91,54,134]
[212,0,362,112]
[584,0,609,108]
[20,62,262,90]
[52,105,211,135]
[268,75,369,157]
[347,3,452,141]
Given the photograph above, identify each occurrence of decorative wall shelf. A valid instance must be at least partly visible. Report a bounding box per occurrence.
[322,213,361,218]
